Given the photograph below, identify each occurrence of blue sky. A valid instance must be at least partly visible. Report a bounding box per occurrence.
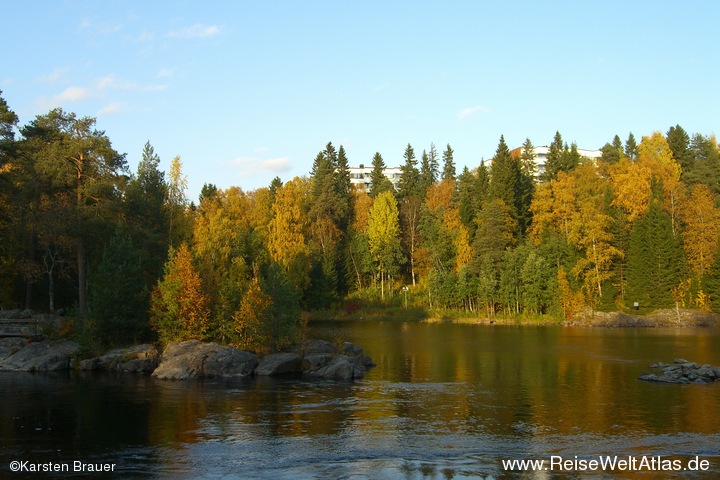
[4,1,719,201]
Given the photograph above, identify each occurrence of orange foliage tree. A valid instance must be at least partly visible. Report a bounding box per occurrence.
[150,242,210,345]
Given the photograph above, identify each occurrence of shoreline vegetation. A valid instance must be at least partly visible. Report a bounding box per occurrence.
[309,306,720,328]
[2,91,720,357]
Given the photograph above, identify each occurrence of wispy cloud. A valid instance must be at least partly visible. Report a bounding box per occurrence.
[36,67,70,85]
[168,24,222,39]
[458,105,490,120]
[37,75,167,110]
[156,67,176,79]
[372,83,389,94]
[96,75,167,92]
[97,101,126,116]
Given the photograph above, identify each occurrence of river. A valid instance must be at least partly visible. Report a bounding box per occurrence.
[1,322,719,478]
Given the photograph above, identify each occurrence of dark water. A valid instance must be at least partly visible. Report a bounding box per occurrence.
[1,323,719,479]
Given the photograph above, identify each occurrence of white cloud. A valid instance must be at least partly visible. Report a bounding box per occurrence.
[53,86,92,103]
[232,155,291,175]
[458,105,490,120]
[260,157,290,172]
[168,24,222,39]
[254,146,270,154]
[97,101,125,116]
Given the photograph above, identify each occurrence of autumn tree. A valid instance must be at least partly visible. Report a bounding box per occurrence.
[150,242,210,344]
[679,184,720,279]
[267,177,311,293]
[367,190,404,300]
[167,155,192,247]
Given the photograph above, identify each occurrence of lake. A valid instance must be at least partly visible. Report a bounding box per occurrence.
[1,322,719,478]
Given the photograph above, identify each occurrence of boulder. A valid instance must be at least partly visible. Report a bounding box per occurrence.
[307,354,366,381]
[79,344,159,373]
[303,339,336,354]
[0,339,78,371]
[0,337,25,361]
[255,352,302,376]
[639,359,719,384]
[152,340,258,380]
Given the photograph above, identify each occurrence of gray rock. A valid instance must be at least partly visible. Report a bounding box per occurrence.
[152,340,258,380]
[639,373,690,384]
[312,355,367,381]
[0,339,78,371]
[303,339,336,354]
[302,353,333,372]
[255,352,302,376]
[79,344,159,373]
[0,337,25,361]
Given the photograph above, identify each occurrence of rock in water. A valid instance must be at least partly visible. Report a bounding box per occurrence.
[639,359,719,384]
[254,352,303,376]
[0,339,78,372]
[79,344,159,373]
[152,340,258,380]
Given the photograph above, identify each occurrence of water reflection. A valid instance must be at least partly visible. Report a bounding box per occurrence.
[1,323,719,478]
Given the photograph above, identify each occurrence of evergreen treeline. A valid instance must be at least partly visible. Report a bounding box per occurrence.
[2,90,720,351]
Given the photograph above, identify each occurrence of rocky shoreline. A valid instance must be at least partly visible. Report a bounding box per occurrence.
[0,338,375,382]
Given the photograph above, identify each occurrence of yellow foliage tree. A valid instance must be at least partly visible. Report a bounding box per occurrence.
[679,183,720,277]
[267,177,311,291]
[233,275,272,353]
[610,131,682,227]
[150,242,210,344]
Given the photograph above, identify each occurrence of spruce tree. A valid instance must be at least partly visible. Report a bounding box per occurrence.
[488,135,521,234]
[442,143,456,181]
[542,131,564,181]
[397,143,420,201]
[625,196,685,309]
[419,149,435,194]
[666,125,692,175]
[91,229,147,345]
[369,152,393,198]
[625,133,638,160]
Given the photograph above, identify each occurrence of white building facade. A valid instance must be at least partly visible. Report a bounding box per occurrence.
[348,165,403,191]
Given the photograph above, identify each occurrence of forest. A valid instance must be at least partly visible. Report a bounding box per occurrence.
[1,90,720,354]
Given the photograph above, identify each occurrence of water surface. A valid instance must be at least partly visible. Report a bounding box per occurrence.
[1,323,719,478]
